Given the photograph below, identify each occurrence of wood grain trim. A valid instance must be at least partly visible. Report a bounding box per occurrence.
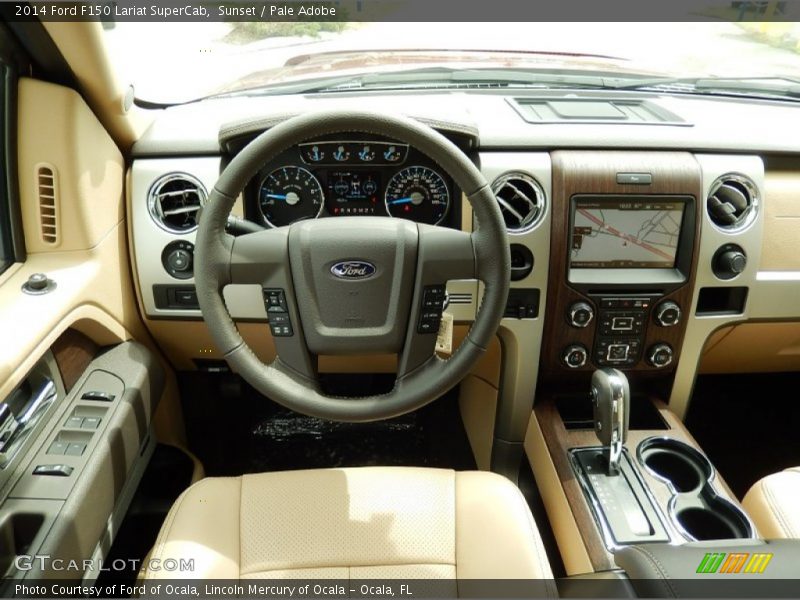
[51,328,99,392]
[535,396,744,572]
[541,151,703,378]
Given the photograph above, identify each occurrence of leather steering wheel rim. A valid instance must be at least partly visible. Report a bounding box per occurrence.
[195,110,510,422]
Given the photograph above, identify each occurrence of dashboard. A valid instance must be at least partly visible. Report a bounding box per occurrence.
[243,136,459,228]
[128,88,800,449]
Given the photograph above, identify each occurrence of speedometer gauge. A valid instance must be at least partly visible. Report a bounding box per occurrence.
[385,166,450,225]
[258,166,324,227]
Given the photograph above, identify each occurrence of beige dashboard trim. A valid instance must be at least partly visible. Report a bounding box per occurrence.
[40,22,150,149]
[18,78,124,254]
[700,322,800,373]
[459,375,497,471]
[523,412,594,576]
[760,170,800,271]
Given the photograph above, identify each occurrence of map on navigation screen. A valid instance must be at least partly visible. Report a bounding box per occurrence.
[570,199,685,269]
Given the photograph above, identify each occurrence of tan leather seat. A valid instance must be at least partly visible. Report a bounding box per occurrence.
[142,467,555,587]
[742,467,800,539]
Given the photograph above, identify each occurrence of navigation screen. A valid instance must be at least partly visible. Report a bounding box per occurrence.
[570,198,685,269]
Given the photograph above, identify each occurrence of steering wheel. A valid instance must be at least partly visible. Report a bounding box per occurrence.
[195,111,510,422]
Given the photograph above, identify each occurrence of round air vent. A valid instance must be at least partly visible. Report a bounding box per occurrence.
[491,173,546,232]
[706,174,758,232]
[148,173,207,233]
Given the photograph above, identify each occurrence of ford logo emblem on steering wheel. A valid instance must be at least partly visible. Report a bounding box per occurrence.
[330,260,377,280]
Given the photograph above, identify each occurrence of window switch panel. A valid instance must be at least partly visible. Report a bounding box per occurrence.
[47,441,69,455]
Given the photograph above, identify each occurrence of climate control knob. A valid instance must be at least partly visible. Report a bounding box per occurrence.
[563,345,588,369]
[647,344,674,368]
[654,301,681,327]
[567,301,594,328]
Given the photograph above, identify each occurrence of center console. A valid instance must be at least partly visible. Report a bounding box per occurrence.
[531,151,758,576]
[543,151,701,375]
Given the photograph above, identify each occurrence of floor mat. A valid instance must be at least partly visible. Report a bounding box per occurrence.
[180,372,477,477]
[685,372,800,499]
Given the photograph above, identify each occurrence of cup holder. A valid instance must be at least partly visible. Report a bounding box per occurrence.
[638,437,754,542]
[639,437,712,493]
[674,503,753,541]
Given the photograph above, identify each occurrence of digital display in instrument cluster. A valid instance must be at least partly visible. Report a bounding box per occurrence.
[324,171,381,216]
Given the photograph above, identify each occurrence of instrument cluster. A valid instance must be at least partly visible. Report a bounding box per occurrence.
[246,137,457,228]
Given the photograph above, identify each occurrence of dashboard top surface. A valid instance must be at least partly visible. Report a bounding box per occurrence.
[133,89,800,157]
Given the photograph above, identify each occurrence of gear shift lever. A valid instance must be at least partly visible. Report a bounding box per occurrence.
[591,368,630,476]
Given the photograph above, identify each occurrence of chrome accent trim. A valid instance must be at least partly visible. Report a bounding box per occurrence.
[706,173,759,234]
[147,172,208,234]
[636,436,757,542]
[604,369,628,475]
[491,172,547,233]
[569,447,672,552]
[329,260,377,280]
[384,165,450,226]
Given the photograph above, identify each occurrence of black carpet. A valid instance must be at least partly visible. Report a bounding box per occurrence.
[685,372,800,499]
[179,372,476,477]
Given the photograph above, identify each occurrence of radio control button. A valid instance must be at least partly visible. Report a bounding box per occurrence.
[563,345,588,368]
[648,344,674,368]
[567,302,594,328]
[654,301,681,327]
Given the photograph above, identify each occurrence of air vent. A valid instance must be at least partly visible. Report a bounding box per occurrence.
[37,164,59,245]
[491,173,546,232]
[148,173,207,233]
[706,175,758,232]
[447,292,473,305]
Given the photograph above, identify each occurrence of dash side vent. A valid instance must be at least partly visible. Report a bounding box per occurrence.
[706,174,758,232]
[36,164,59,245]
[148,173,207,233]
[491,173,546,233]
[447,292,473,305]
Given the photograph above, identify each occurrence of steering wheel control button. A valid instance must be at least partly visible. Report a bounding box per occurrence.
[563,345,588,369]
[262,288,294,337]
[567,301,594,328]
[647,344,674,368]
[161,240,195,280]
[262,288,288,312]
[418,285,446,333]
[654,301,682,327]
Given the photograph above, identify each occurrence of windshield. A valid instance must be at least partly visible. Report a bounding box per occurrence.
[103,22,800,104]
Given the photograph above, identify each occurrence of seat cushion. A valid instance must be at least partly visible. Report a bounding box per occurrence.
[143,467,554,586]
[742,467,800,539]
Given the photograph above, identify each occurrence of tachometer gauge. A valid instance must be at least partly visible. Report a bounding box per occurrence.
[258,166,324,227]
[385,166,450,225]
